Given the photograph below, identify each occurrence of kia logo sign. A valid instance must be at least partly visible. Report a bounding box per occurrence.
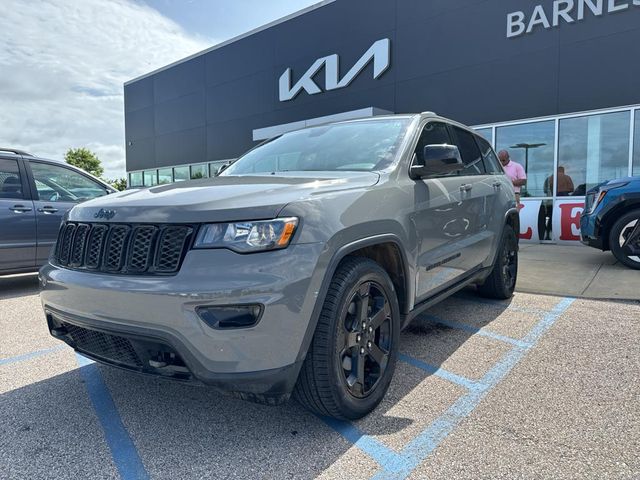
[279,38,391,102]
[507,0,640,38]
[94,208,116,220]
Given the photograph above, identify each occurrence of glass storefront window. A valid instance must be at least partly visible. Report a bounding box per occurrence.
[143,170,157,186]
[173,166,189,182]
[129,171,143,188]
[496,120,555,198]
[634,111,640,176]
[475,128,493,145]
[209,161,226,177]
[158,168,173,185]
[559,111,630,195]
[191,164,208,179]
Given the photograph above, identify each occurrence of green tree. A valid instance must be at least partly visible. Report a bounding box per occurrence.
[64,147,104,178]
[107,177,127,191]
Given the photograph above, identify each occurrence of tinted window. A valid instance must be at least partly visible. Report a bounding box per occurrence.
[190,164,208,179]
[414,121,451,164]
[173,166,189,182]
[0,159,24,199]
[143,170,157,186]
[30,162,107,202]
[496,121,555,197]
[129,171,143,187]
[559,111,630,194]
[476,136,503,174]
[451,126,486,175]
[158,168,173,185]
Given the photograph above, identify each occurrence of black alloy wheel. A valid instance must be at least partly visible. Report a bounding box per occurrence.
[293,257,400,420]
[339,281,392,398]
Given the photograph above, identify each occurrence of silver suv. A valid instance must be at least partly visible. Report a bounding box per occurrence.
[40,113,519,419]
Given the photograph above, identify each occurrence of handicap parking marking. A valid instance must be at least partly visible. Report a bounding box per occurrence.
[0,344,66,366]
[75,354,150,480]
[324,296,575,479]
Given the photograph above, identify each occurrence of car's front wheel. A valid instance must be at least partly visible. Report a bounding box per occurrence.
[609,209,640,270]
[294,257,400,420]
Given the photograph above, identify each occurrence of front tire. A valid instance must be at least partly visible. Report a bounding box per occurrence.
[477,224,518,299]
[609,209,640,270]
[294,257,400,420]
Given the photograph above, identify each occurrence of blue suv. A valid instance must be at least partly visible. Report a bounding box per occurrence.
[581,176,640,270]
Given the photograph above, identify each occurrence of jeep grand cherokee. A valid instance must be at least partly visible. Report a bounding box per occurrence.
[40,113,519,419]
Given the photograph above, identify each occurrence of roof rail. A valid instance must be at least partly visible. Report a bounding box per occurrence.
[0,147,34,156]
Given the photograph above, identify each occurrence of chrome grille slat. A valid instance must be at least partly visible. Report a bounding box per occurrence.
[54,222,192,275]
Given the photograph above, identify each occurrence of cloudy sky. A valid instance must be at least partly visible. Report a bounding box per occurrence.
[0,0,319,180]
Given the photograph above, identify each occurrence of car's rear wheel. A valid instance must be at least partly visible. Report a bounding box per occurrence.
[294,257,400,420]
[477,224,518,299]
[609,209,640,270]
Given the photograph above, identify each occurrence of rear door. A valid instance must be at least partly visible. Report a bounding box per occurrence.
[25,160,110,265]
[448,125,496,269]
[0,157,37,272]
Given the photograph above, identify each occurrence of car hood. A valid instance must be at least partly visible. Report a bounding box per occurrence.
[68,171,380,223]
[586,176,639,194]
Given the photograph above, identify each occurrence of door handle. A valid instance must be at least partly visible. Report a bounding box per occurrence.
[492,181,502,189]
[37,206,59,214]
[459,184,473,192]
[10,204,32,213]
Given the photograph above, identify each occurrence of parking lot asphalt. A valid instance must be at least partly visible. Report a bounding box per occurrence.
[1,273,638,479]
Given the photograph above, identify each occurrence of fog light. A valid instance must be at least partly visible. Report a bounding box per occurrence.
[196,305,263,329]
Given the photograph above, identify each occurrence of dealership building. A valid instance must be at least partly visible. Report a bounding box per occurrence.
[124,0,640,244]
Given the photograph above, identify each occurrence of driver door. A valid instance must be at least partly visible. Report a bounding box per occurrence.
[26,160,109,265]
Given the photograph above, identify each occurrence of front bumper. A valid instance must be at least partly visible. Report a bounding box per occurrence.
[40,243,326,399]
[580,213,605,249]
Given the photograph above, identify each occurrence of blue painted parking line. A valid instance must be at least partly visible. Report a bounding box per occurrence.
[421,314,531,348]
[370,296,576,479]
[76,353,150,480]
[398,353,481,392]
[0,344,66,366]
[320,416,407,468]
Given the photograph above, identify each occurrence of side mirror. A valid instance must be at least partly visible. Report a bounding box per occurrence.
[410,144,463,179]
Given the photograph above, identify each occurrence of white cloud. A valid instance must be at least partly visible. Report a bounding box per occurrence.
[0,0,212,179]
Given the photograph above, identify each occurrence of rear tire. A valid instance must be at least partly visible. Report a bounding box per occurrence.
[477,224,518,299]
[609,209,640,270]
[293,257,400,420]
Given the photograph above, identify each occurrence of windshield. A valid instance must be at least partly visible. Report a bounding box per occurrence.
[221,118,412,175]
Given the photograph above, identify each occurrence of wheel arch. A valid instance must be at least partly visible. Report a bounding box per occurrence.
[294,234,413,366]
[600,200,640,251]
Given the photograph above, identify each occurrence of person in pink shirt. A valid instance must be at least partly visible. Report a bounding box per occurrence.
[498,150,527,204]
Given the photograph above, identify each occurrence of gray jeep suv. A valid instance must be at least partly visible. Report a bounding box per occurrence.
[40,113,519,419]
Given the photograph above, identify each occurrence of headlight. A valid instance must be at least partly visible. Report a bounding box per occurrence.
[588,181,629,213]
[194,217,298,253]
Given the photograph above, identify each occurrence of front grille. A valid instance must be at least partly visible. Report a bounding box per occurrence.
[54,222,193,275]
[63,322,143,368]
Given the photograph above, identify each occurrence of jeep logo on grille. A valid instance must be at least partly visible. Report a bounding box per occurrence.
[94,209,116,220]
